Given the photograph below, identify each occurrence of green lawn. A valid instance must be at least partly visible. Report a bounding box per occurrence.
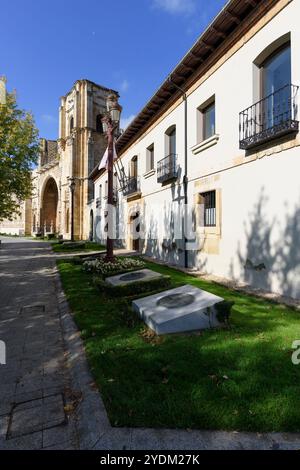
[52,241,106,253]
[57,258,300,432]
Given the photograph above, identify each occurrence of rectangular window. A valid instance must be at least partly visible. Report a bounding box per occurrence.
[202,191,216,227]
[261,44,291,130]
[203,102,215,140]
[97,184,102,208]
[169,128,176,155]
[146,144,154,172]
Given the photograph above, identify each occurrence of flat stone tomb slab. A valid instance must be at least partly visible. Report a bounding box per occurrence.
[132,285,224,335]
[106,269,164,286]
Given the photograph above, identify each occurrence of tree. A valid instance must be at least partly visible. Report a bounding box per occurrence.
[0,92,39,221]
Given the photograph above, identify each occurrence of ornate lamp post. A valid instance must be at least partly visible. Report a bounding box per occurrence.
[69,177,76,242]
[102,94,122,262]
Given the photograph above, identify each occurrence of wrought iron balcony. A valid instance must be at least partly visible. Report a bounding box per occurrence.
[123,176,140,197]
[157,154,178,184]
[239,84,299,150]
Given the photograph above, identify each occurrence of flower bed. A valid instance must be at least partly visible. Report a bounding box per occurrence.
[83,256,146,278]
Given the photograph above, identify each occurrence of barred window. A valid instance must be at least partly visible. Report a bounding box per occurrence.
[202,191,216,227]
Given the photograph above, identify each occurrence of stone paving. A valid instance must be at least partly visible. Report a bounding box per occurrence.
[0,238,78,449]
[1,237,300,450]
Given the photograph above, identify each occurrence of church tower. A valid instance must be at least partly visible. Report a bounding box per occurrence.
[32,79,119,240]
[58,79,120,239]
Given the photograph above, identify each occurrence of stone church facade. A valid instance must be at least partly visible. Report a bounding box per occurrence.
[30,79,119,240]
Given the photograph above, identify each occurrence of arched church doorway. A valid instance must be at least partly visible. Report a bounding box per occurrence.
[41,178,59,234]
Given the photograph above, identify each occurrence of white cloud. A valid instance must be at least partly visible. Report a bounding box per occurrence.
[120,79,129,92]
[152,0,196,15]
[41,114,57,124]
[120,114,136,131]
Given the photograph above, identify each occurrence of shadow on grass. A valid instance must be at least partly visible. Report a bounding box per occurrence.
[58,259,300,432]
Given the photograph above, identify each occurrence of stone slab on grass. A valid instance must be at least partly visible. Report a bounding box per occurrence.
[106,269,164,287]
[132,284,224,335]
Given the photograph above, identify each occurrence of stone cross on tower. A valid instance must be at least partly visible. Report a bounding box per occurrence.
[0,76,7,105]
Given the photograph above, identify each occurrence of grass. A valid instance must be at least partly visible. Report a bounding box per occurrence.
[57,258,300,432]
[52,241,106,253]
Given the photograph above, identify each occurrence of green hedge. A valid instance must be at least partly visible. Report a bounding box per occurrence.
[93,275,172,298]
[215,300,235,324]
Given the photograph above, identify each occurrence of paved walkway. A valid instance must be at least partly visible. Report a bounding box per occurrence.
[0,238,78,449]
[1,237,300,450]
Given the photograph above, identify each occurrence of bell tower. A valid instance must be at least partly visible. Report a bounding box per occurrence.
[58,79,120,239]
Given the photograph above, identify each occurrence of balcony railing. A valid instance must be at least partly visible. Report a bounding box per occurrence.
[123,176,140,197]
[239,84,299,150]
[157,154,178,184]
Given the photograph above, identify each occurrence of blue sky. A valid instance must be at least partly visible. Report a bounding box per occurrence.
[1,0,227,139]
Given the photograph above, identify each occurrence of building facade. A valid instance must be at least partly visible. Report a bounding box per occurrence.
[30,79,119,240]
[91,0,300,299]
[0,200,31,236]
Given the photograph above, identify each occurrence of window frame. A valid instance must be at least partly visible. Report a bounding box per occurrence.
[146,144,155,172]
[195,188,221,236]
[252,33,291,103]
[202,190,216,227]
[130,156,138,178]
[165,125,177,157]
[196,95,216,144]
[201,100,216,142]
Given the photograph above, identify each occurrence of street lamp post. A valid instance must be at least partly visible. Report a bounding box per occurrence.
[102,94,122,262]
[69,177,76,242]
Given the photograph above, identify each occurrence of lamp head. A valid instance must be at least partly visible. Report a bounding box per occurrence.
[107,94,122,124]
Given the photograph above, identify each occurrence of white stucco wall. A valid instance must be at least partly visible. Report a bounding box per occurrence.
[94,0,300,298]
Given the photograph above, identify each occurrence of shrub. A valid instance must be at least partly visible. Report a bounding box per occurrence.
[63,241,86,250]
[117,300,141,328]
[83,256,146,278]
[215,301,234,324]
[93,274,171,298]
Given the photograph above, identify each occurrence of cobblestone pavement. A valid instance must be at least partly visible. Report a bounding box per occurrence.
[0,238,78,450]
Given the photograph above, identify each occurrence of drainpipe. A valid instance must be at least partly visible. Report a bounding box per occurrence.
[167,76,189,269]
